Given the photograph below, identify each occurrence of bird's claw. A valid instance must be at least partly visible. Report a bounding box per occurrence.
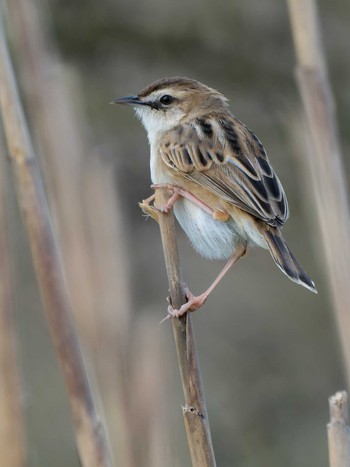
[159,313,172,325]
[159,285,208,323]
[139,184,180,220]
[139,195,160,222]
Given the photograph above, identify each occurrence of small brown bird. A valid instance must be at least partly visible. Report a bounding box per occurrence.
[113,77,317,317]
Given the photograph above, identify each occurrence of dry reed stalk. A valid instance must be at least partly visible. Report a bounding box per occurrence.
[328,391,350,467]
[7,2,135,464]
[0,132,25,467]
[153,188,216,467]
[0,11,112,467]
[7,0,101,351]
[287,0,350,384]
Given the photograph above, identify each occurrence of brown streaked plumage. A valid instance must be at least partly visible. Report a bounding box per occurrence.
[113,77,317,317]
[158,114,289,226]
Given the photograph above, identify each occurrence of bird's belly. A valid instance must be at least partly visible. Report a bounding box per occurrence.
[173,199,243,260]
[150,151,266,257]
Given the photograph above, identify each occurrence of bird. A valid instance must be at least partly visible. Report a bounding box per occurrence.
[112,77,317,318]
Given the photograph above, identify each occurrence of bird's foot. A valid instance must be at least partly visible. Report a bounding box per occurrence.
[139,184,183,221]
[151,183,221,216]
[160,284,208,323]
[150,184,188,213]
[139,194,160,222]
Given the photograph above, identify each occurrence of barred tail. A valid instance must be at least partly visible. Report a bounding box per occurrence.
[261,226,317,293]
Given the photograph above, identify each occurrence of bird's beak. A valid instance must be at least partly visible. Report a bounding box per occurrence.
[111,95,146,106]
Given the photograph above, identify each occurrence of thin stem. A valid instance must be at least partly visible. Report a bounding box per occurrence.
[327,392,350,467]
[287,0,350,386]
[0,10,112,467]
[7,0,135,464]
[154,188,216,467]
[0,130,25,467]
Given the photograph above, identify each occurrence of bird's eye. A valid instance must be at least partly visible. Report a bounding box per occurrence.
[160,95,173,106]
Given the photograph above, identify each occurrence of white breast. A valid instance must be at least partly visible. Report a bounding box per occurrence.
[150,145,170,184]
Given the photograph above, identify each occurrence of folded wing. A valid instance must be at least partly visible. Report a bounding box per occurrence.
[159,114,289,227]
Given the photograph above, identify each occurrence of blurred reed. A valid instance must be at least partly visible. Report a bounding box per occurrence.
[327,392,350,467]
[7,0,104,354]
[0,8,112,466]
[0,129,25,467]
[5,0,136,464]
[287,0,350,385]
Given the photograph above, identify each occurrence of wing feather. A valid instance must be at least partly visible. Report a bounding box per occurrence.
[159,115,289,226]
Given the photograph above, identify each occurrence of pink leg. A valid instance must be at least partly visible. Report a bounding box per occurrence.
[143,193,156,205]
[165,245,247,320]
[151,183,214,216]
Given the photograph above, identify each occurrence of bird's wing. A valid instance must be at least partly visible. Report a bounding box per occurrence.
[158,115,289,226]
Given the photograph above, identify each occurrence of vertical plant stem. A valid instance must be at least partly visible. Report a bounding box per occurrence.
[0,132,25,467]
[287,0,350,385]
[0,11,112,467]
[154,189,216,467]
[7,1,135,464]
[328,392,350,467]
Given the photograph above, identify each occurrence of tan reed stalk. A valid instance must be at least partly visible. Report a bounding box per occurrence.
[0,11,112,467]
[328,391,350,467]
[0,130,25,467]
[287,0,350,385]
[6,1,136,464]
[149,188,217,467]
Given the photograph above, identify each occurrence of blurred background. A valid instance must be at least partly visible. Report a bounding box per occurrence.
[1,0,350,466]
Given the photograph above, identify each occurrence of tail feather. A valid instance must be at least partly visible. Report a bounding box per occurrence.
[261,227,317,293]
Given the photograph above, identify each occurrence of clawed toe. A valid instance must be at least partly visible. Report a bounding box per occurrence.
[159,313,172,325]
[139,194,161,222]
[165,287,208,319]
[140,184,180,217]
[159,304,185,324]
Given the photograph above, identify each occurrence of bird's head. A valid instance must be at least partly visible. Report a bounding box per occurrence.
[112,77,229,140]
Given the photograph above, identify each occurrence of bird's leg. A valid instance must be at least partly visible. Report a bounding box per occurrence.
[166,245,247,320]
[139,186,187,220]
[141,184,229,222]
[150,183,222,217]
